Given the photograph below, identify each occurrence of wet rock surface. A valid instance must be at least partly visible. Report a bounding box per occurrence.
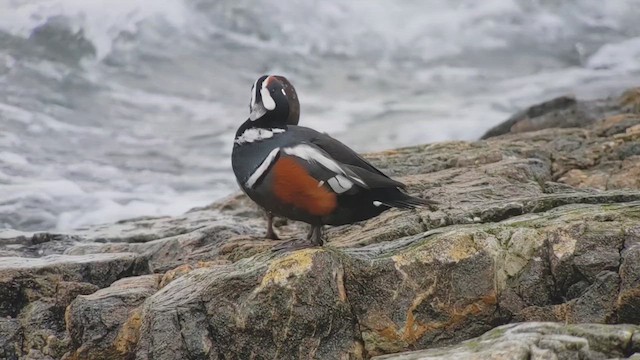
[65,274,161,360]
[372,322,640,360]
[480,87,640,139]
[1,88,640,359]
[0,253,149,359]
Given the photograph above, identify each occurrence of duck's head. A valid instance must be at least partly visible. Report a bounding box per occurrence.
[249,75,292,122]
[273,75,300,125]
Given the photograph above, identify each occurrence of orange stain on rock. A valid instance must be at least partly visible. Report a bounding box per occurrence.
[272,157,337,216]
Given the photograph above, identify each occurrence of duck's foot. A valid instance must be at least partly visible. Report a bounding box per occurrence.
[265,212,280,240]
[272,225,324,252]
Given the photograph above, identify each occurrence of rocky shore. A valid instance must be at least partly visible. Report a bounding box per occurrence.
[1,88,640,359]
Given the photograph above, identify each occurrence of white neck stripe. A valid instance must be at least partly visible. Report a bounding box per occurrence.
[235,128,285,145]
[246,147,280,189]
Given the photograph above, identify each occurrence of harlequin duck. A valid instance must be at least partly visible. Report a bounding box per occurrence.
[261,76,300,240]
[232,75,437,248]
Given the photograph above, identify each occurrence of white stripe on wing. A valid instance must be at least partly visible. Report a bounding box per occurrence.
[282,144,365,192]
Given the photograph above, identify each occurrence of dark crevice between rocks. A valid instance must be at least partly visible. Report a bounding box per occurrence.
[202,301,219,359]
[615,231,627,324]
[15,324,25,360]
[524,347,534,360]
[175,309,196,360]
[146,310,156,360]
[489,295,513,342]
[543,237,564,306]
[0,282,30,318]
[566,270,598,301]
[622,329,638,358]
[478,204,525,223]
[336,260,368,359]
[487,248,516,341]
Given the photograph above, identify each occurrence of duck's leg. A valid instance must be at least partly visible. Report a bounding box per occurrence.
[272,224,324,252]
[309,225,324,246]
[265,212,280,240]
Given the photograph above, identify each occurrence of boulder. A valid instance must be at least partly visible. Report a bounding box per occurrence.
[64,274,162,360]
[129,201,640,359]
[0,253,149,358]
[480,87,640,139]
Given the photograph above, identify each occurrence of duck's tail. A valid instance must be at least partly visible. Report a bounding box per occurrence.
[376,190,439,211]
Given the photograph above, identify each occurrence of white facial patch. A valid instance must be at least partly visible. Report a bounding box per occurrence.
[327,175,353,194]
[235,128,285,145]
[261,80,276,110]
[250,78,259,108]
[246,147,280,189]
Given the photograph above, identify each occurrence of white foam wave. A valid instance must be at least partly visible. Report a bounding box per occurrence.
[2,0,640,233]
[587,37,640,72]
[0,102,104,134]
[0,0,188,59]
[55,190,218,230]
[193,0,640,64]
[2,0,639,63]
[0,152,29,166]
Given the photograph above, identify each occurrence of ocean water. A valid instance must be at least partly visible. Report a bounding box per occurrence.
[1,0,640,232]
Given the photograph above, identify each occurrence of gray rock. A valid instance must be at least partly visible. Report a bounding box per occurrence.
[618,226,640,324]
[135,251,364,360]
[1,89,640,359]
[65,274,161,360]
[0,318,22,360]
[0,231,81,257]
[117,201,640,359]
[372,322,640,360]
[0,253,149,358]
[66,216,263,272]
[480,87,640,139]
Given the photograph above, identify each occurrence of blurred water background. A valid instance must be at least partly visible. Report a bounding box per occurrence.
[1,0,640,231]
